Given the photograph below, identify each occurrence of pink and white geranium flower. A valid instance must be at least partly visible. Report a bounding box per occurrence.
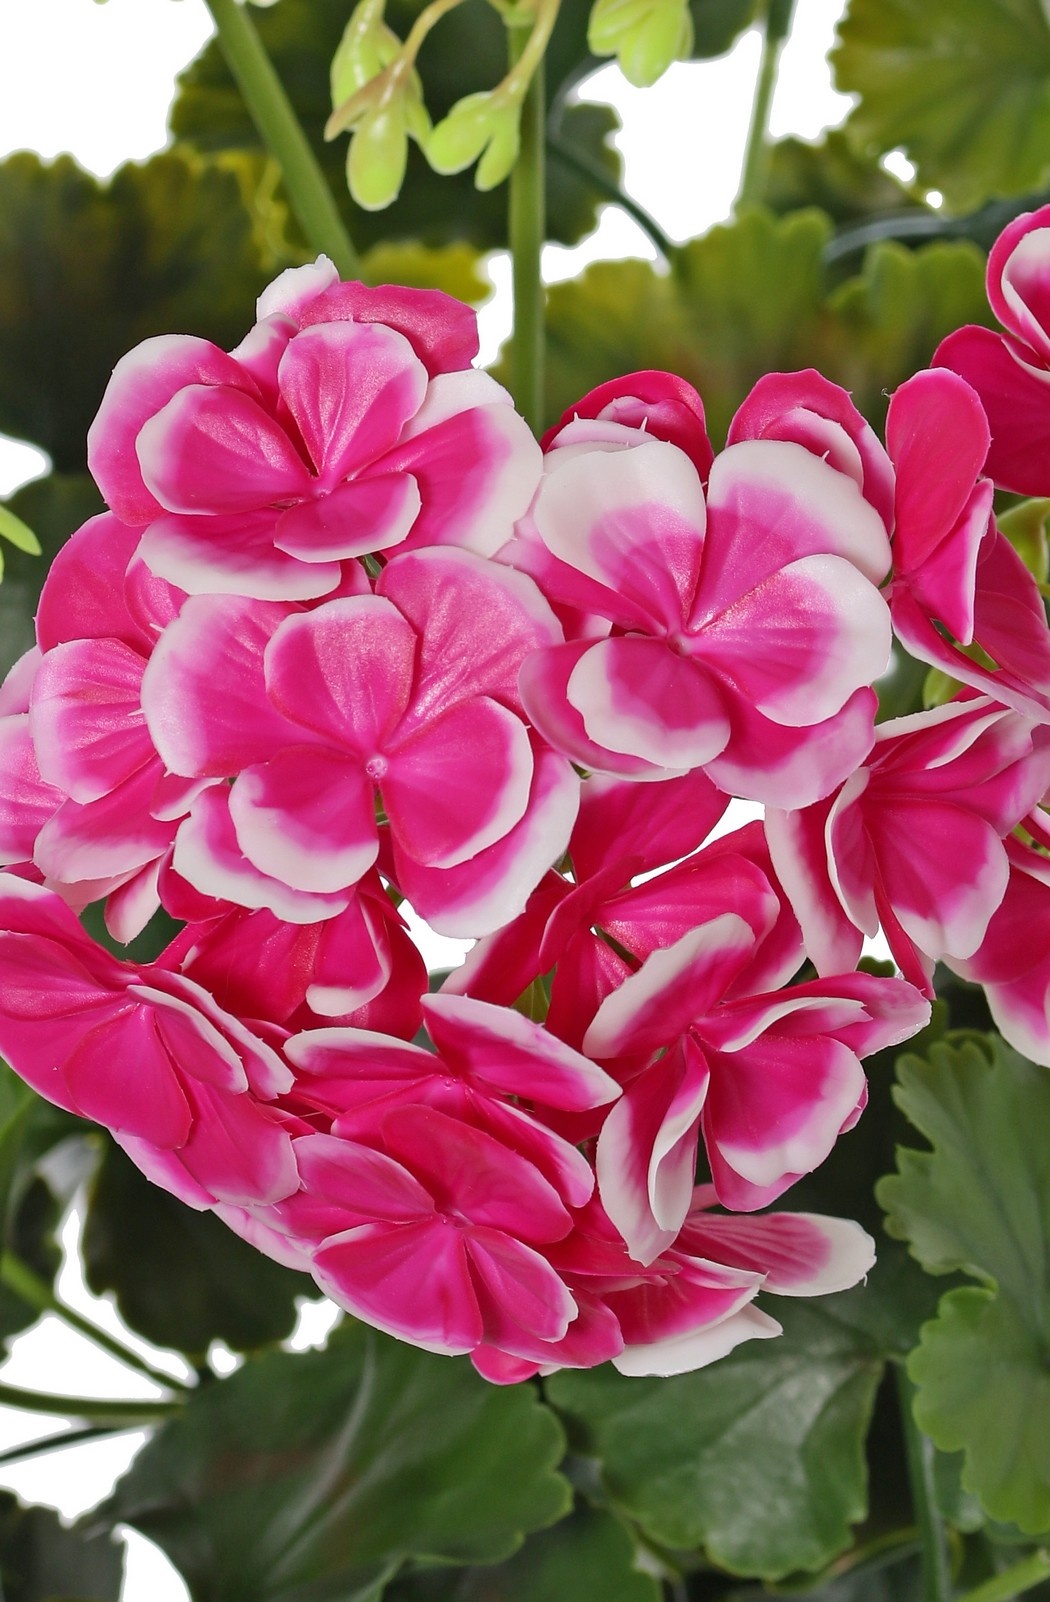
[518,422,892,807]
[88,259,541,599]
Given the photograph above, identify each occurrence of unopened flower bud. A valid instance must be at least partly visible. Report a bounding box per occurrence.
[588,0,693,88]
[428,91,522,191]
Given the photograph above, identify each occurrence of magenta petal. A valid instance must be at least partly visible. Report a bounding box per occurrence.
[88,334,249,525]
[230,748,377,894]
[265,597,417,750]
[704,686,879,811]
[695,554,891,726]
[534,439,706,631]
[683,1206,876,1296]
[314,1220,483,1354]
[466,1229,576,1344]
[388,373,542,554]
[0,716,61,865]
[275,472,421,562]
[275,320,427,482]
[571,771,728,883]
[296,1132,434,1222]
[384,697,532,869]
[935,325,1050,496]
[30,639,149,803]
[596,1039,711,1263]
[34,764,173,883]
[139,510,341,601]
[870,799,1008,961]
[614,1302,781,1376]
[519,642,665,779]
[137,384,312,514]
[36,515,149,653]
[423,992,620,1109]
[703,1033,865,1203]
[569,637,730,770]
[298,279,480,376]
[585,914,757,1060]
[143,594,300,778]
[62,1004,193,1145]
[177,1080,299,1206]
[989,214,1050,359]
[173,787,350,923]
[392,742,579,939]
[887,369,990,570]
[702,439,892,612]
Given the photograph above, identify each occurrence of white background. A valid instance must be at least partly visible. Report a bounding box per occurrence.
[0,2,854,1595]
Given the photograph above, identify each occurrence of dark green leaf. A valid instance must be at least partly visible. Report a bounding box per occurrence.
[877,1036,1050,1531]
[0,150,276,467]
[530,207,993,444]
[82,1140,321,1358]
[386,1505,660,1602]
[0,474,103,678]
[547,1292,885,1580]
[766,130,924,230]
[687,0,761,60]
[101,1323,570,1601]
[0,1489,123,1601]
[170,0,620,251]
[832,0,1050,213]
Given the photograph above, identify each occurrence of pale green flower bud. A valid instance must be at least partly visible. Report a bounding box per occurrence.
[331,0,401,107]
[428,91,522,191]
[347,104,410,210]
[588,0,693,88]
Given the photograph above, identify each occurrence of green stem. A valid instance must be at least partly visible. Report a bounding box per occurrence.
[0,1380,181,1424]
[545,132,676,261]
[508,14,547,434]
[958,1553,1050,1602]
[202,0,362,278]
[737,0,796,210]
[897,1368,953,1602]
[0,1423,133,1468]
[1,1251,192,1395]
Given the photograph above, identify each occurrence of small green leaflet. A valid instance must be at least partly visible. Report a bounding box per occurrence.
[0,502,41,582]
[877,1035,1050,1532]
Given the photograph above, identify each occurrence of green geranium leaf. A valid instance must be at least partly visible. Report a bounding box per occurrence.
[832,0,1050,213]
[687,0,759,59]
[0,474,104,678]
[386,1505,660,1602]
[101,1324,571,1601]
[877,1036,1050,1531]
[0,150,276,468]
[547,1292,886,1580]
[81,1141,322,1358]
[0,1490,123,1601]
[528,207,993,443]
[818,237,994,431]
[171,0,620,250]
[765,129,923,229]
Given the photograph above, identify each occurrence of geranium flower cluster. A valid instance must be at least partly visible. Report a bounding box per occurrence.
[3,216,1050,1381]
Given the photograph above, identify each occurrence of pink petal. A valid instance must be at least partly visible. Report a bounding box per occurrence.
[34,764,173,883]
[175,1080,300,1206]
[274,472,421,562]
[568,637,730,770]
[173,787,350,923]
[934,325,1050,496]
[30,639,149,804]
[36,515,148,653]
[139,510,341,601]
[584,913,757,1060]
[0,716,61,866]
[275,320,427,483]
[384,696,533,869]
[88,334,249,525]
[296,1131,434,1221]
[765,799,865,976]
[519,641,665,779]
[702,1034,866,1207]
[389,372,542,554]
[595,1037,711,1264]
[137,384,311,514]
[380,546,562,719]
[682,1206,876,1296]
[423,992,620,1109]
[613,1302,781,1376]
[988,210,1050,361]
[693,554,892,725]
[544,370,714,481]
[298,279,480,376]
[534,439,706,632]
[570,771,729,883]
[143,594,301,778]
[886,369,990,573]
[264,596,417,750]
[229,747,377,893]
[314,1220,483,1354]
[62,1004,193,1145]
[704,686,879,810]
[392,741,579,939]
[465,1229,577,1344]
[701,439,892,615]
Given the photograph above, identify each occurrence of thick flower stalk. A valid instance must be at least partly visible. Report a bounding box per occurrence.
[3,231,1050,1379]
